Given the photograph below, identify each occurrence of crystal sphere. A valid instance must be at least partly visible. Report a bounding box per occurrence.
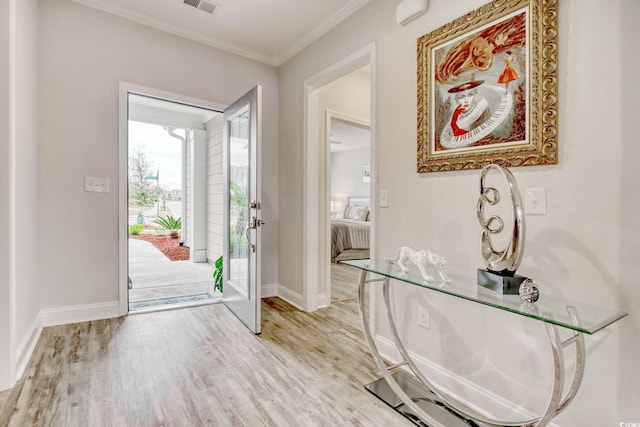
[519,279,540,303]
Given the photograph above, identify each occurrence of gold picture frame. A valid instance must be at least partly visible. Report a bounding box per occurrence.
[417,0,558,173]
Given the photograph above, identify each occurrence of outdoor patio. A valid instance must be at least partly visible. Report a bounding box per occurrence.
[128,238,220,313]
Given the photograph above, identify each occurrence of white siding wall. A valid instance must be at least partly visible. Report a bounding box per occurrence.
[184,131,193,249]
[190,129,207,262]
[206,114,224,263]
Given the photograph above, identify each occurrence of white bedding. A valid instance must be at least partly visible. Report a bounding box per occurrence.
[331,218,370,259]
[334,218,369,248]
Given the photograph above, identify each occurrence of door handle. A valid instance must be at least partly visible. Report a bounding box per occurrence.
[247,216,264,228]
[244,222,256,253]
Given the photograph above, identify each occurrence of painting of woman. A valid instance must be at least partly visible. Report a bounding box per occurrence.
[497,51,519,93]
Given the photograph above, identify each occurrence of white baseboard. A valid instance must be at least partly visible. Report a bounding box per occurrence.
[317,293,329,308]
[262,283,279,298]
[40,301,121,327]
[272,286,326,312]
[374,335,560,427]
[374,333,401,362]
[277,286,304,310]
[15,313,43,381]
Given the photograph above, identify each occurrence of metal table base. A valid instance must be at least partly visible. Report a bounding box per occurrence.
[357,269,586,427]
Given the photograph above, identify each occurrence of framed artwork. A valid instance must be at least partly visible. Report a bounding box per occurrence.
[362,165,371,183]
[417,0,558,173]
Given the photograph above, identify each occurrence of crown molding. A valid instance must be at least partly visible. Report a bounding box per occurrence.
[68,0,278,66]
[274,0,371,66]
[68,0,370,67]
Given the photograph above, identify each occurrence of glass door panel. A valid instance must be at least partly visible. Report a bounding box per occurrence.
[222,85,262,334]
[228,111,250,295]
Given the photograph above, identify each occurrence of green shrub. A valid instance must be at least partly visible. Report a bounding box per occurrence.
[129,224,144,235]
[213,256,223,293]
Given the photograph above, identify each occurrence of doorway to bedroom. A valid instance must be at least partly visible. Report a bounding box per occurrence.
[329,114,371,303]
[303,45,375,312]
[318,61,373,307]
[329,115,371,263]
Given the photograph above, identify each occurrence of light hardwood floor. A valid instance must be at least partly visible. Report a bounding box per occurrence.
[0,264,405,426]
[330,262,360,303]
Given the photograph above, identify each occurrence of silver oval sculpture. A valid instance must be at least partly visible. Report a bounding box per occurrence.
[476,164,525,275]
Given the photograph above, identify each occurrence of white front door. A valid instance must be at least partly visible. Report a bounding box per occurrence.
[222,86,262,334]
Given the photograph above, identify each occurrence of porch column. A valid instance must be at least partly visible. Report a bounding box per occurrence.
[190,129,207,262]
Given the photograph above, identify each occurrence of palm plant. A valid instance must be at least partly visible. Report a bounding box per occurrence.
[153,215,181,238]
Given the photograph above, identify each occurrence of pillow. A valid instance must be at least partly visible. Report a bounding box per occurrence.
[353,206,369,221]
[343,205,356,219]
[344,205,368,221]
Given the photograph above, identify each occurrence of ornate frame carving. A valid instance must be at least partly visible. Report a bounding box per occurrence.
[417,0,558,173]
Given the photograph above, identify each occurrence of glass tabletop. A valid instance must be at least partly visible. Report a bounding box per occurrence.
[340,259,627,335]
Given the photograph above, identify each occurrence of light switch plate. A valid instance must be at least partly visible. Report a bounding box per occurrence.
[379,190,389,208]
[525,188,545,215]
[85,176,110,193]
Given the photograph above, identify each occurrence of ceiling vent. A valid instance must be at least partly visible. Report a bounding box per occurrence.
[183,0,218,14]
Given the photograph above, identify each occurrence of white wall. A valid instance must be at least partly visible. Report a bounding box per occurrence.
[0,0,12,391]
[331,147,371,209]
[13,0,40,381]
[0,0,40,391]
[38,1,279,312]
[617,0,640,417]
[320,69,370,118]
[278,0,639,424]
[321,69,371,216]
[323,69,371,208]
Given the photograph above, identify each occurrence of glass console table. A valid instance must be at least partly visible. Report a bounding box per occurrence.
[340,259,627,427]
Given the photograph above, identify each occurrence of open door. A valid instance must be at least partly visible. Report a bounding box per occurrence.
[222,86,262,334]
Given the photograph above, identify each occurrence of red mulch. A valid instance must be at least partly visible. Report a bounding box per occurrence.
[129,234,190,261]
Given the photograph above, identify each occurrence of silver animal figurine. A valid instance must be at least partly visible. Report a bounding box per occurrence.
[388,246,451,283]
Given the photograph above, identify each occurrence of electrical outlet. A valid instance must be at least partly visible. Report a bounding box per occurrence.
[418,306,430,329]
[525,188,546,215]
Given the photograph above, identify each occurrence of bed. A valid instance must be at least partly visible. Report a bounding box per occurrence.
[331,197,370,261]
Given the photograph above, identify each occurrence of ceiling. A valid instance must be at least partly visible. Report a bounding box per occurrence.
[128,94,220,130]
[68,0,371,66]
[330,118,370,153]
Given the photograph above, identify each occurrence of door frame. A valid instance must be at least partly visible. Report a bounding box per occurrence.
[117,82,225,316]
[302,43,377,312]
